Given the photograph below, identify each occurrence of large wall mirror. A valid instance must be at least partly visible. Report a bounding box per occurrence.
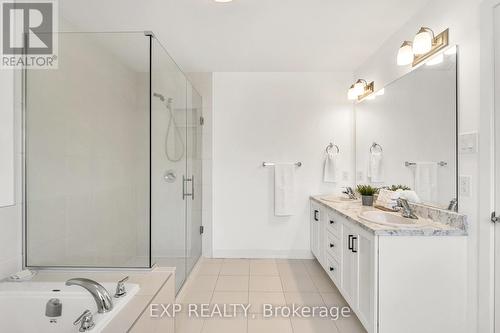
[355,47,457,209]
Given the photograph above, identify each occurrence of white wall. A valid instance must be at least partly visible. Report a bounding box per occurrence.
[0,69,22,279]
[212,72,354,258]
[353,0,481,330]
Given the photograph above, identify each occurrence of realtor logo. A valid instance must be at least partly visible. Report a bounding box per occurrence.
[1,0,58,68]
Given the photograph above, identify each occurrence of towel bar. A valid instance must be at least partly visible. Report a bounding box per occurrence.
[405,161,447,167]
[263,162,302,167]
[326,143,340,154]
[370,142,383,153]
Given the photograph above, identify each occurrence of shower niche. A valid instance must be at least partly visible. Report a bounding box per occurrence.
[24,32,202,293]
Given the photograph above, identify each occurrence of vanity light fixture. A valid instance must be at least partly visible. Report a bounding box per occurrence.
[347,85,357,100]
[413,27,434,55]
[347,79,375,101]
[397,27,449,67]
[397,41,413,66]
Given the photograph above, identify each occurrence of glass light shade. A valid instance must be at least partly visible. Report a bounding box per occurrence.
[347,86,357,100]
[397,42,413,66]
[426,53,443,66]
[353,80,365,96]
[413,28,433,55]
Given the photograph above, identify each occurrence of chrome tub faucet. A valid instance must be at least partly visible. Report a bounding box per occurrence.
[65,278,113,313]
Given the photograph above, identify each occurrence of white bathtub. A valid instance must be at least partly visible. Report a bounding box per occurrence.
[0,280,139,333]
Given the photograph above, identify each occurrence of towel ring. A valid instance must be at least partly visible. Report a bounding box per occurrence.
[370,142,383,153]
[326,143,340,154]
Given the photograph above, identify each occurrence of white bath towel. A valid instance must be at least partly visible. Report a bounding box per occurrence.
[367,151,383,183]
[323,151,339,183]
[414,162,438,203]
[274,164,295,216]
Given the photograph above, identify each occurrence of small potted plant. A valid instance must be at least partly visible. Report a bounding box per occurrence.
[356,185,378,206]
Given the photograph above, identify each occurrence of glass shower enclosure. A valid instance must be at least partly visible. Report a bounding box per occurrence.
[23,32,202,293]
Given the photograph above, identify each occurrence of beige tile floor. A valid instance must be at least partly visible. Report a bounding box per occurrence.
[176,258,366,333]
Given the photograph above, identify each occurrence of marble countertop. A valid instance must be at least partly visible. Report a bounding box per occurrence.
[311,196,468,236]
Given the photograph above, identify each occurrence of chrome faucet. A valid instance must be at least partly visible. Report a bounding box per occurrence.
[342,187,357,199]
[447,198,458,212]
[395,198,418,219]
[65,278,113,313]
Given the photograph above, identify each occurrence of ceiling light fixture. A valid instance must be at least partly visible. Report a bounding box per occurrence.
[397,27,449,67]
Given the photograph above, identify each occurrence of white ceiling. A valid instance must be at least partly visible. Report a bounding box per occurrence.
[60,0,431,72]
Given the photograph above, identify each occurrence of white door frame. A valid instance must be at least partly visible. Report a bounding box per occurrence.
[480,1,500,332]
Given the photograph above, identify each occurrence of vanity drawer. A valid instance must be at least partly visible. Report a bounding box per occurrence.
[326,211,341,236]
[325,231,341,261]
[325,255,341,285]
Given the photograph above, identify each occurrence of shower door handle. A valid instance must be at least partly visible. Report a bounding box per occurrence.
[191,175,195,201]
[183,175,194,200]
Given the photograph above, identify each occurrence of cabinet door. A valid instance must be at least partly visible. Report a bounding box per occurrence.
[310,203,321,260]
[357,231,375,332]
[341,222,358,307]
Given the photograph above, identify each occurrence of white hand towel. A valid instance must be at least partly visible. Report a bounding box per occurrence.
[323,151,339,183]
[414,162,438,203]
[274,164,295,216]
[367,151,383,183]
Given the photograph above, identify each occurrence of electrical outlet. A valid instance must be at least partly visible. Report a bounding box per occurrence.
[459,175,471,197]
[459,132,478,154]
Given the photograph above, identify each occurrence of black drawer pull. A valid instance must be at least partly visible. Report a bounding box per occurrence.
[329,243,334,248]
[329,267,335,271]
[314,210,319,221]
[330,220,335,224]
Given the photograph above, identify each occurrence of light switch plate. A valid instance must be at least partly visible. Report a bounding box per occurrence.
[459,132,478,154]
[459,175,471,197]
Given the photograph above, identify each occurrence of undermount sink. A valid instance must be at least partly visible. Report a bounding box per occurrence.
[321,195,358,203]
[358,210,431,228]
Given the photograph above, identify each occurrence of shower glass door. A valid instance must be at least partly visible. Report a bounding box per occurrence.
[25,32,151,268]
[186,82,203,275]
[151,38,188,292]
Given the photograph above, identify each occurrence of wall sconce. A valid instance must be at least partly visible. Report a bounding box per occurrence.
[397,27,449,67]
[347,79,374,101]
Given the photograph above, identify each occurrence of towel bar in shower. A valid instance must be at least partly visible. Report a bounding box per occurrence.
[404,161,447,167]
[262,162,302,167]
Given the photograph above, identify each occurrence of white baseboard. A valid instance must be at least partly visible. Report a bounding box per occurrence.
[212,249,313,259]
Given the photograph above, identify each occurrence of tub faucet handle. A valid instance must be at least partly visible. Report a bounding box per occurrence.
[74,310,95,332]
[114,276,129,298]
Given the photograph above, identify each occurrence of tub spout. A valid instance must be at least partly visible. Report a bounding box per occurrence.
[65,278,113,313]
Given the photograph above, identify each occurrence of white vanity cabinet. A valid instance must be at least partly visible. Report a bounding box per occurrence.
[310,202,324,265]
[310,199,467,333]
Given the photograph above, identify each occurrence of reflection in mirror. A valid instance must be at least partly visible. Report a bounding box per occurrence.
[355,47,457,209]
